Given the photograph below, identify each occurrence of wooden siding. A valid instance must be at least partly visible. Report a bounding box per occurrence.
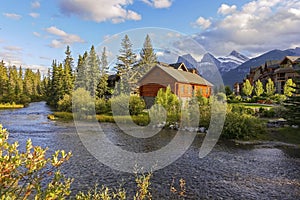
[139,84,166,97]
[176,83,211,98]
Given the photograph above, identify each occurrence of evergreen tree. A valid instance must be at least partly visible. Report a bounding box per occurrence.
[62,46,74,95]
[138,34,157,75]
[254,80,264,97]
[242,79,253,97]
[265,78,275,96]
[75,52,88,89]
[284,69,300,126]
[284,79,296,97]
[87,45,100,97]
[96,47,109,98]
[115,35,137,94]
[0,61,8,99]
[7,66,19,102]
[48,60,64,107]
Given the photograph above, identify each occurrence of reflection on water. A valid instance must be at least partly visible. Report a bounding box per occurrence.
[0,102,299,199]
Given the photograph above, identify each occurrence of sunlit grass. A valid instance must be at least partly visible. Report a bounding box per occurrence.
[0,102,24,109]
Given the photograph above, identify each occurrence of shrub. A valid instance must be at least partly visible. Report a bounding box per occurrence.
[222,112,266,140]
[261,108,275,118]
[73,88,95,119]
[95,98,111,114]
[196,95,209,106]
[0,124,72,199]
[198,105,211,128]
[129,95,146,116]
[271,94,287,104]
[110,95,146,116]
[57,94,72,112]
[155,86,181,124]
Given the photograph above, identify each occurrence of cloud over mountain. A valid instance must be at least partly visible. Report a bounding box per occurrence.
[194,0,300,57]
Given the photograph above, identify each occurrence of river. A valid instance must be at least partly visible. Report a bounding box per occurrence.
[0,102,299,199]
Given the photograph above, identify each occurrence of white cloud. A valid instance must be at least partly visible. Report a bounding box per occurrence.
[193,0,300,56]
[193,17,211,30]
[3,13,22,20]
[45,26,85,48]
[46,26,68,37]
[3,46,23,51]
[33,32,41,37]
[31,1,41,9]
[59,0,141,23]
[142,0,173,8]
[218,4,237,15]
[29,12,40,18]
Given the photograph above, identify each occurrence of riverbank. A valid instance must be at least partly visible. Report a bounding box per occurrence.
[0,103,24,109]
[48,112,150,125]
[49,111,300,145]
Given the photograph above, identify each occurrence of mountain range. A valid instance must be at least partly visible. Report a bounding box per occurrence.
[177,47,300,87]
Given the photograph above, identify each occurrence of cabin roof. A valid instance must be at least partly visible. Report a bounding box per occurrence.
[139,63,213,86]
[280,56,300,65]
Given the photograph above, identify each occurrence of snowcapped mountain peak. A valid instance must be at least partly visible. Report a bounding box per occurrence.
[228,50,249,62]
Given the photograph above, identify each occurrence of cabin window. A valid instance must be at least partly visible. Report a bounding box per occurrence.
[206,87,209,94]
[181,85,184,94]
[199,88,203,95]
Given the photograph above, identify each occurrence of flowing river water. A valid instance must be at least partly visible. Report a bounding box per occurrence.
[0,102,300,199]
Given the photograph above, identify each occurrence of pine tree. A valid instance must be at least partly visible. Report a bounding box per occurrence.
[284,69,300,126]
[0,60,8,100]
[115,35,137,94]
[138,34,157,75]
[87,45,100,97]
[242,79,253,97]
[265,78,275,96]
[96,47,109,98]
[254,80,264,97]
[75,52,88,90]
[62,46,74,95]
[7,66,19,102]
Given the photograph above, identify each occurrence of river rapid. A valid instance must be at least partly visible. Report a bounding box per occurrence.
[0,102,299,199]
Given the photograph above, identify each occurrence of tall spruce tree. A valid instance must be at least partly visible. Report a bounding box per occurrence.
[62,46,74,95]
[115,35,137,94]
[138,34,157,74]
[96,47,109,98]
[0,61,8,99]
[87,45,100,97]
[75,52,88,90]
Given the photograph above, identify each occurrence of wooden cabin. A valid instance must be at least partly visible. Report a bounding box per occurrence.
[138,62,213,107]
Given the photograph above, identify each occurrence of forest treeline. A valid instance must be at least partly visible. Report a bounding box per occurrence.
[0,61,44,105]
[0,34,157,108]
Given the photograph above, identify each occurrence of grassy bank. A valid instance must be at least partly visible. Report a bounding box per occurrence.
[0,103,24,109]
[48,112,150,125]
[266,127,300,145]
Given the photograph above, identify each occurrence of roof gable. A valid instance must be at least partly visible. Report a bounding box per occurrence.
[280,56,300,65]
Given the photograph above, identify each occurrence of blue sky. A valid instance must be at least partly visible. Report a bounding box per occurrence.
[0,0,299,73]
